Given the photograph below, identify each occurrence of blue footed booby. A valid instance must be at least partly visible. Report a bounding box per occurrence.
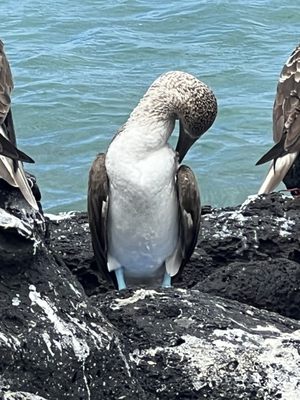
[256,44,300,197]
[88,71,217,290]
[0,40,39,210]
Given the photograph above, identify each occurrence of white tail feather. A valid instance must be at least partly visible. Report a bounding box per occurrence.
[165,238,182,277]
[0,127,39,210]
[258,152,298,194]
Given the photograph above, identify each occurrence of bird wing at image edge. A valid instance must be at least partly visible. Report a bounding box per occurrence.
[87,153,116,286]
[174,164,201,279]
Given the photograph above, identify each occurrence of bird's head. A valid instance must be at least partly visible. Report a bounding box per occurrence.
[163,71,218,163]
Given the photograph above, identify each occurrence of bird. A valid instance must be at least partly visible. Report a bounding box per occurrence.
[256,43,300,196]
[88,71,217,290]
[0,39,39,210]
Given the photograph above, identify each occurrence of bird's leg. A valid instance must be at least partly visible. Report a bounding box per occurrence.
[162,271,172,288]
[114,267,126,290]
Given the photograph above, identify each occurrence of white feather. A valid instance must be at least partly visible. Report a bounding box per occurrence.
[258,152,298,194]
[105,120,179,278]
[0,126,38,210]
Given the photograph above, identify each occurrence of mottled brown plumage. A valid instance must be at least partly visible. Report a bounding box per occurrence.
[87,153,116,286]
[257,44,300,165]
[0,40,34,164]
[0,40,38,210]
[257,44,300,196]
[129,71,217,162]
[174,164,201,281]
[0,40,13,124]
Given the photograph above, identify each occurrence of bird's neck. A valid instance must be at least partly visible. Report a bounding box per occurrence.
[109,113,176,161]
[107,82,186,159]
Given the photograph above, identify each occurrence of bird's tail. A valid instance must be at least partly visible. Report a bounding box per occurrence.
[0,126,38,210]
[0,155,39,210]
[258,152,298,194]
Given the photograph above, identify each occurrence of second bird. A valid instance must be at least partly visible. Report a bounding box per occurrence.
[257,43,300,196]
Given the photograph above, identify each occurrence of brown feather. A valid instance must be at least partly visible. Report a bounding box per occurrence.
[87,153,117,288]
[257,44,300,165]
[0,40,34,164]
[173,164,201,281]
[273,44,300,151]
[0,39,13,125]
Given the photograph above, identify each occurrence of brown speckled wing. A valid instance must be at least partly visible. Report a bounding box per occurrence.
[0,40,13,126]
[0,40,34,165]
[87,153,116,287]
[174,165,201,280]
[256,44,300,165]
[273,44,300,150]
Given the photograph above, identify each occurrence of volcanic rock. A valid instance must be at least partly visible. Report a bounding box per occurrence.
[1,187,300,399]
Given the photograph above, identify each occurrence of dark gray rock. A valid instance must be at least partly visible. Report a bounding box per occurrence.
[192,193,300,320]
[47,192,300,321]
[0,189,144,399]
[198,193,300,267]
[195,258,300,320]
[0,248,144,398]
[0,180,45,268]
[97,288,300,400]
[1,188,300,399]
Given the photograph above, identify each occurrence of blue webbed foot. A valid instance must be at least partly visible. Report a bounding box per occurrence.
[162,271,172,288]
[115,267,126,290]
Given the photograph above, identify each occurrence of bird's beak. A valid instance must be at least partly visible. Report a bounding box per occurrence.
[175,120,197,163]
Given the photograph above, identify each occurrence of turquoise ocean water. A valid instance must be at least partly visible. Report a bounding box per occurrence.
[0,1,299,212]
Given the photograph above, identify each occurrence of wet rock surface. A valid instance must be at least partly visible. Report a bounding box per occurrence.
[1,190,300,399]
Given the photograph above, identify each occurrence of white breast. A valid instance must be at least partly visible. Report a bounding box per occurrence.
[106,142,179,278]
